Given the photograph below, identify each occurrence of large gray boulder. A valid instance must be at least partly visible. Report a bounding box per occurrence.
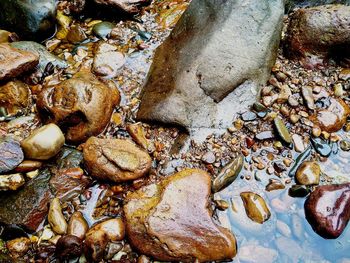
[137,0,284,130]
[0,0,56,39]
[286,0,350,12]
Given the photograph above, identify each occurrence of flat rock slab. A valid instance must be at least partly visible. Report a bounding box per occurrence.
[124,168,237,262]
[137,0,284,130]
[0,43,39,81]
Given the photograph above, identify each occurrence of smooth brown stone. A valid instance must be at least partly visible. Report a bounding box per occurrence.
[124,169,237,262]
[0,43,39,80]
[240,192,271,224]
[295,161,320,185]
[310,98,350,133]
[67,212,89,240]
[304,183,350,239]
[83,137,152,182]
[37,72,120,143]
[14,160,43,173]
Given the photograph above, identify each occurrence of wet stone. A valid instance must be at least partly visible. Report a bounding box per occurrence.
[295,161,320,185]
[93,22,115,38]
[212,154,244,192]
[56,235,82,259]
[124,169,237,261]
[266,178,285,192]
[304,183,350,239]
[67,212,88,240]
[340,140,350,151]
[292,134,305,153]
[83,137,152,182]
[301,86,315,110]
[0,173,25,191]
[93,0,151,14]
[6,237,31,258]
[67,24,86,44]
[241,111,257,121]
[289,184,311,198]
[93,43,125,78]
[0,137,24,174]
[0,81,31,116]
[255,131,274,140]
[202,151,216,164]
[240,192,271,224]
[274,117,292,145]
[311,137,332,157]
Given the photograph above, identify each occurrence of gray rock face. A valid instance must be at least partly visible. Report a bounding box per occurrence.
[0,0,56,39]
[137,0,284,130]
[286,0,350,12]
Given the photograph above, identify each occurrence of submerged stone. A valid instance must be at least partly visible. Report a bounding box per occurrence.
[124,169,237,261]
[137,0,284,130]
[0,137,23,174]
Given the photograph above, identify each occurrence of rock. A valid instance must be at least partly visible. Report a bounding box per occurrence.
[212,154,244,193]
[93,0,151,14]
[0,81,31,116]
[240,192,271,224]
[84,218,125,262]
[0,168,51,231]
[93,43,125,78]
[0,0,56,39]
[274,117,292,145]
[124,169,237,261]
[0,148,86,231]
[311,137,332,157]
[67,24,86,44]
[48,197,68,235]
[67,212,89,240]
[83,137,152,182]
[126,123,153,151]
[295,161,320,185]
[292,134,305,152]
[340,140,350,151]
[289,184,311,198]
[255,131,275,141]
[0,137,23,174]
[265,178,285,192]
[238,245,278,263]
[56,235,82,259]
[92,22,115,39]
[201,151,216,164]
[0,43,39,81]
[285,0,350,12]
[311,98,350,133]
[137,0,284,130]
[285,5,350,68]
[14,160,42,173]
[301,86,315,110]
[339,68,350,80]
[21,124,65,160]
[10,41,68,72]
[304,183,350,238]
[0,30,11,43]
[6,237,31,258]
[0,173,25,191]
[37,72,120,143]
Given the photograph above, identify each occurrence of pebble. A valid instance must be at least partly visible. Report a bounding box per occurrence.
[93,43,125,78]
[21,124,65,160]
[301,86,315,110]
[93,22,115,38]
[334,83,344,97]
[311,137,332,157]
[292,134,305,152]
[295,161,320,185]
[67,212,89,240]
[241,111,257,121]
[0,173,25,191]
[274,117,292,145]
[340,140,350,151]
[202,151,216,164]
[255,131,274,140]
[339,68,350,81]
[55,235,82,259]
[266,178,285,191]
[48,198,68,235]
[6,237,31,258]
[0,137,24,174]
[212,154,244,192]
[288,184,311,198]
[240,192,271,224]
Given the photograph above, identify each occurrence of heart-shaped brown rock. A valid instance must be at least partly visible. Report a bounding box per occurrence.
[124,169,237,262]
[304,183,350,239]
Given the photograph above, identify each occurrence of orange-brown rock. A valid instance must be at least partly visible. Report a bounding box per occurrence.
[83,137,152,182]
[310,98,350,133]
[37,72,120,143]
[0,43,39,80]
[0,80,31,115]
[124,169,237,262]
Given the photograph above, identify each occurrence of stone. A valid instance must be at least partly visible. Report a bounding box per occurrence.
[240,192,271,224]
[202,151,216,164]
[67,212,89,240]
[0,137,23,174]
[124,169,237,261]
[285,0,350,12]
[93,0,151,14]
[6,237,31,258]
[0,0,56,39]
[48,197,68,235]
[311,98,350,133]
[0,43,39,81]
[83,137,152,182]
[67,24,86,44]
[10,41,68,72]
[238,245,278,263]
[304,183,350,238]
[0,147,87,231]
[21,124,65,160]
[0,30,11,43]
[126,122,153,151]
[56,235,82,259]
[295,161,320,185]
[93,43,125,78]
[37,72,120,143]
[92,22,115,39]
[0,81,31,117]
[84,218,125,262]
[285,5,350,68]
[0,173,25,191]
[274,117,292,145]
[137,0,284,130]
[292,134,305,153]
